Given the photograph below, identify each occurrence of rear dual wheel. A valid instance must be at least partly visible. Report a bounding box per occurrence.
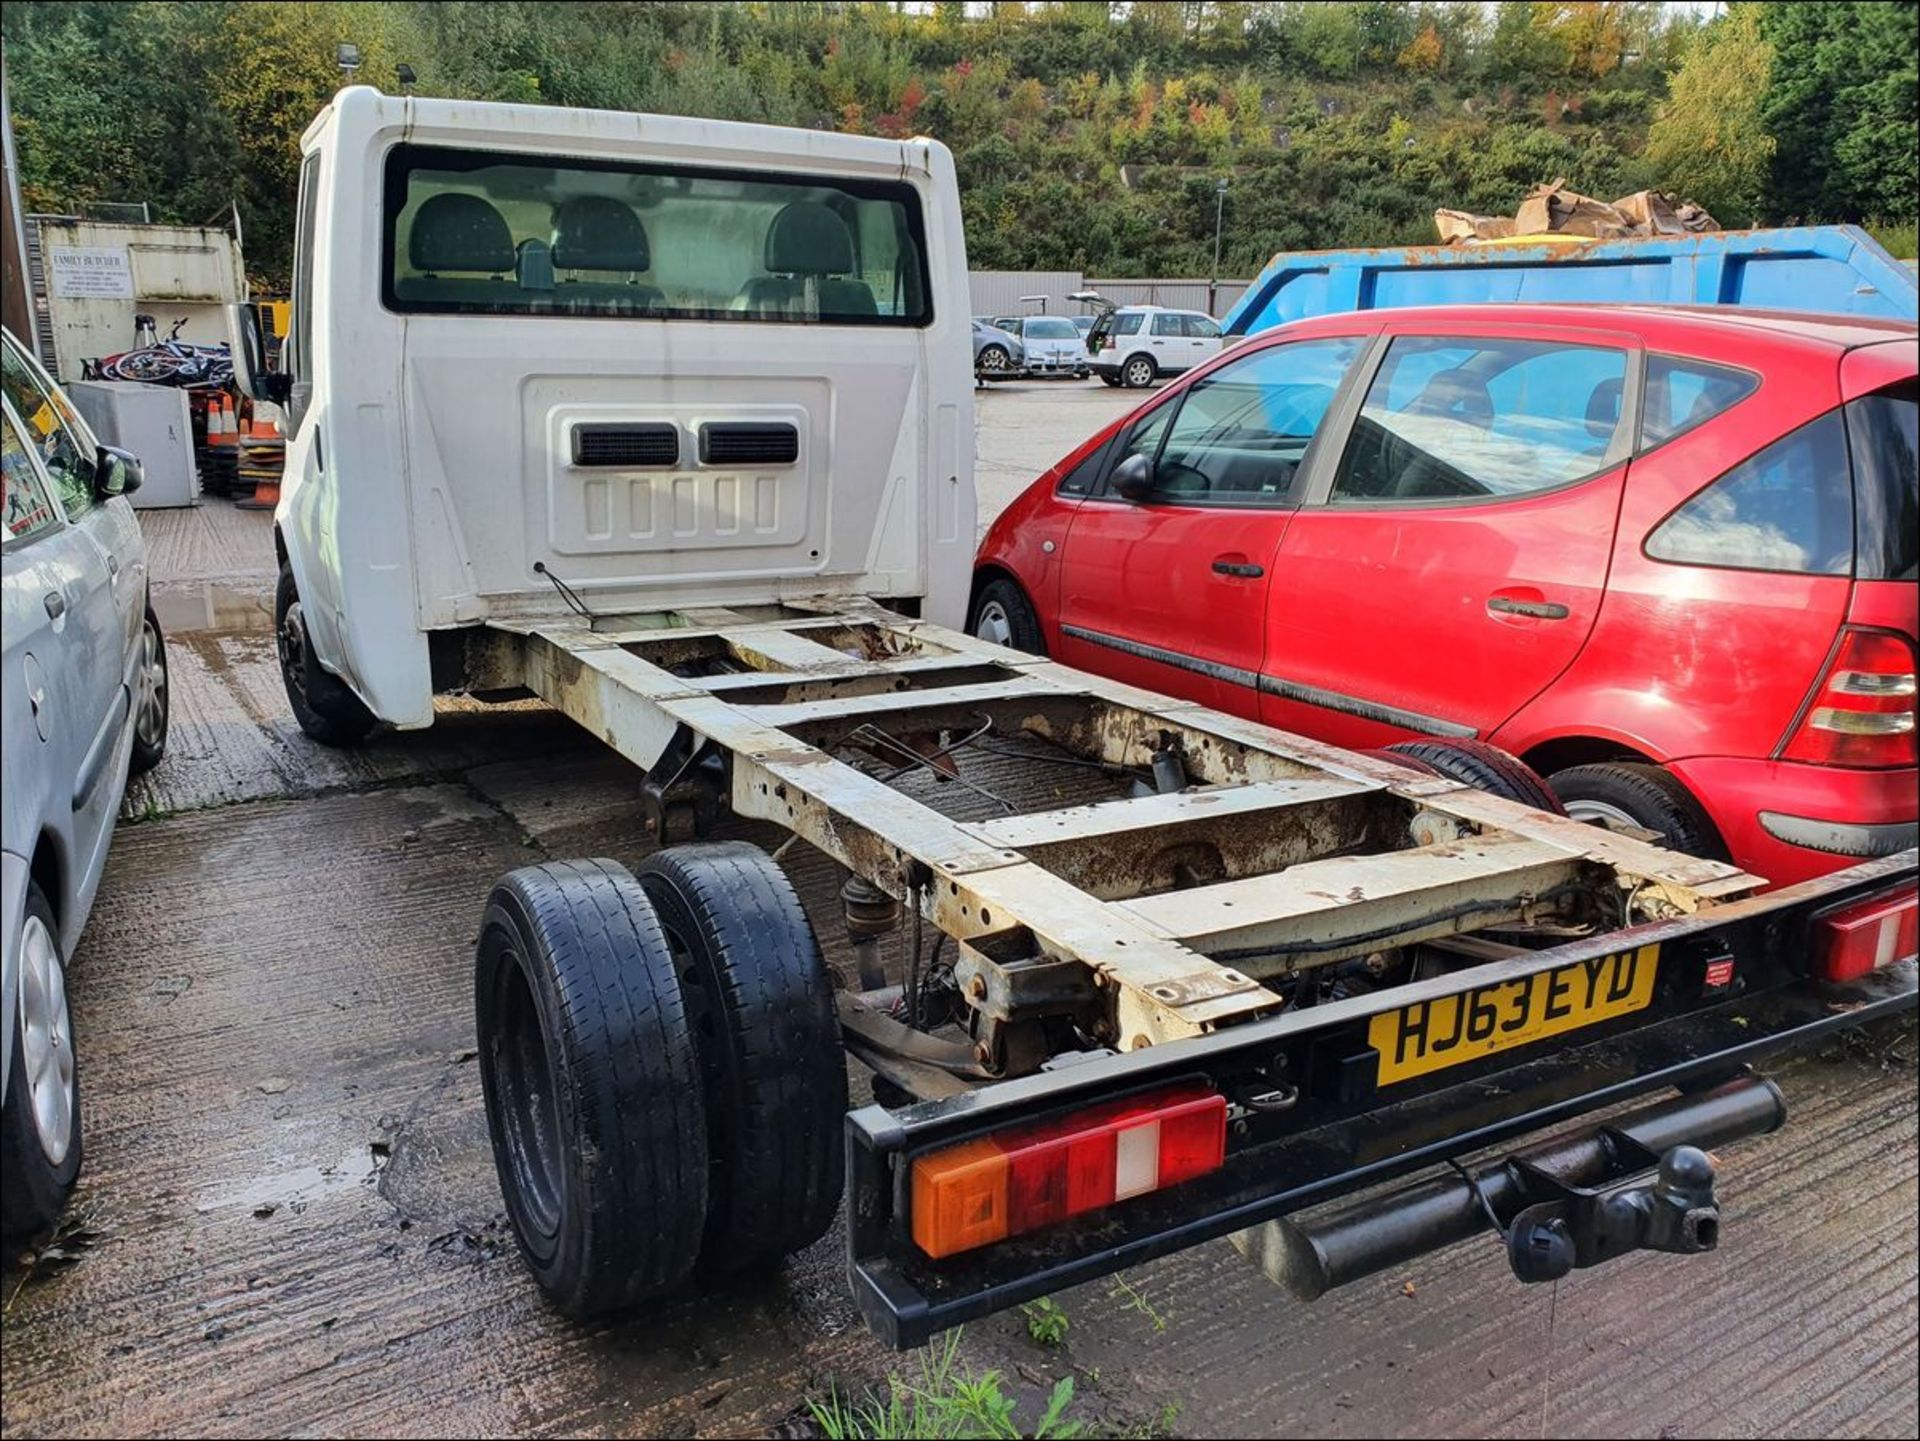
[476,846,844,1318]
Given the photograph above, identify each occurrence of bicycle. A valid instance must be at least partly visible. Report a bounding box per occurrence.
[92,314,234,390]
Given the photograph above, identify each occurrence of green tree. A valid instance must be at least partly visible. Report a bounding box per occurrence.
[1643,5,1774,225]
[1760,1,1919,222]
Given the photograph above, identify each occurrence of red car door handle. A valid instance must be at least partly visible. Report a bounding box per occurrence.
[1213,557,1264,578]
[1487,595,1569,620]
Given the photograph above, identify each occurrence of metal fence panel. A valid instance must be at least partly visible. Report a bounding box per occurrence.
[967,270,1084,320]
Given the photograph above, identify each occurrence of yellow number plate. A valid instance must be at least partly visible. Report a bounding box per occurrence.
[1369,944,1661,1085]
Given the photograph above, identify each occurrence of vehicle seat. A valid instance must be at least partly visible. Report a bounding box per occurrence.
[398,193,516,305]
[1585,376,1624,444]
[1409,368,1494,429]
[551,196,663,314]
[737,202,877,320]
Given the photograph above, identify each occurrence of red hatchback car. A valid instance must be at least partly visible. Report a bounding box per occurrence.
[971,304,1918,888]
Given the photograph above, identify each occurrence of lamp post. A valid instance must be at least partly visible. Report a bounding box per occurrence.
[1209,178,1229,317]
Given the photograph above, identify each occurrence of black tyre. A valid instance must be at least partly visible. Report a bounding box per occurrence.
[2,883,81,1264]
[968,576,1047,655]
[476,859,707,1317]
[1121,353,1157,389]
[1384,739,1567,814]
[276,565,378,746]
[636,843,845,1273]
[128,606,169,776]
[1550,762,1729,859]
[976,344,1013,378]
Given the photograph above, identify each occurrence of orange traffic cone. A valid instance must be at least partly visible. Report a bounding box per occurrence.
[234,396,284,511]
[208,393,238,450]
[234,462,281,510]
[243,401,283,442]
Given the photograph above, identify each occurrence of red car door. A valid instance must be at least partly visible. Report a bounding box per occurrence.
[1055,335,1371,720]
[1260,324,1639,748]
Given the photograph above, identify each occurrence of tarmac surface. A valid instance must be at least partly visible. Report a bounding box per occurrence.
[2,380,1914,1439]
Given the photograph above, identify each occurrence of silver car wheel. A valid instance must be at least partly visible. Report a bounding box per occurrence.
[1564,797,1643,833]
[974,600,1013,648]
[1123,355,1155,388]
[977,345,1012,375]
[18,914,75,1167]
[135,616,167,749]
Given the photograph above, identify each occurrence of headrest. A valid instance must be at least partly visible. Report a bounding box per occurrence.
[409,193,514,273]
[764,202,854,275]
[1585,376,1623,439]
[551,196,651,272]
[1409,367,1493,429]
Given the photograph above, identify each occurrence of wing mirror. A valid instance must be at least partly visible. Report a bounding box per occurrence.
[1111,452,1155,502]
[226,303,291,407]
[95,444,143,499]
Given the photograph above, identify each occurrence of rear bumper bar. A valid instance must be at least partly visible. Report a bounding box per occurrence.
[845,853,1917,1349]
[1246,1073,1785,1299]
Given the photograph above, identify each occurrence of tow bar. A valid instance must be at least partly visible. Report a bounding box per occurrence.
[1247,1074,1785,1299]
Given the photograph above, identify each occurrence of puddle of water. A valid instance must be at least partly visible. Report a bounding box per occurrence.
[193,1152,376,1216]
[152,578,275,636]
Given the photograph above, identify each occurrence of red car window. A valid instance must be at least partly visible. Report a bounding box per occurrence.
[1646,408,1853,576]
[1641,355,1760,450]
[1143,336,1365,505]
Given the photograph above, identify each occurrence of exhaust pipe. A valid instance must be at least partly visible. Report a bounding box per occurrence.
[1252,1075,1786,1300]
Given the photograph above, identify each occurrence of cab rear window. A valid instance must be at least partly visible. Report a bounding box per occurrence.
[382,144,931,326]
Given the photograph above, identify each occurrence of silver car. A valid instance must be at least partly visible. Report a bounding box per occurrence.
[1011,315,1089,378]
[2,327,169,1255]
[971,317,1025,379]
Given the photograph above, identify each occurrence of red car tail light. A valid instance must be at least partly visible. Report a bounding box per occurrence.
[910,1084,1227,1259]
[1815,887,1920,982]
[1781,629,1918,767]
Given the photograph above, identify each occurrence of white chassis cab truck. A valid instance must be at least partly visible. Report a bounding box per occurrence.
[232,88,1917,1347]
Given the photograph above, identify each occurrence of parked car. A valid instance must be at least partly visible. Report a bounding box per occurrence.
[1070,314,1096,339]
[1087,305,1225,388]
[970,304,1918,888]
[1,327,170,1256]
[971,317,1025,379]
[1008,315,1090,378]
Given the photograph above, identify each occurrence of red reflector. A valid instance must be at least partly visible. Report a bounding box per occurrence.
[909,1085,1226,1259]
[1703,957,1736,990]
[1157,1094,1230,1186]
[1815,888,1920,982]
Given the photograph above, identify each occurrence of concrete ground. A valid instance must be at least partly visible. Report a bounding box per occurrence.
[2,383,1915,1440]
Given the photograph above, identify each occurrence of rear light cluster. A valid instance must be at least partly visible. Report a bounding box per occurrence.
[910,1084,1227,1260]
[1815,887,1920,983]
[1782,629,1918,767]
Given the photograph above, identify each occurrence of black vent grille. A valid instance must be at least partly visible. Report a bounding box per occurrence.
[571,423,679,468]
[700,422,800,467]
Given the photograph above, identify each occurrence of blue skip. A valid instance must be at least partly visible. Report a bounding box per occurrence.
[1222,225,1919,336]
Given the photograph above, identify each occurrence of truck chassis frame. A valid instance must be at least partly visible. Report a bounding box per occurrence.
[465,599,1915,1345]
[480,598,1752,1055]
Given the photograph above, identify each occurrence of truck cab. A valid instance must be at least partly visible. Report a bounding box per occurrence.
[236,87,974,737]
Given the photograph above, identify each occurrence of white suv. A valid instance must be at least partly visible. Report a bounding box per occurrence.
[1087,306,1223,388]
